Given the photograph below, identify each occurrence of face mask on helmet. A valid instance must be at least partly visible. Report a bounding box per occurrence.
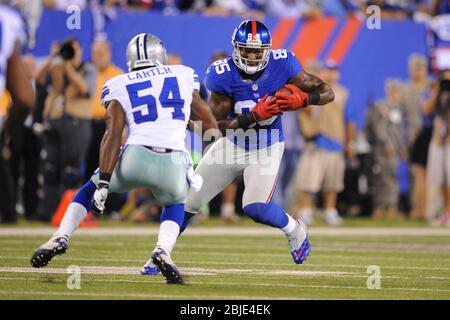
[231,20,272,75]
[233,44,270,74]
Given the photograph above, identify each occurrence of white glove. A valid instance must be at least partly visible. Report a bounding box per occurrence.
[92,182,109,215]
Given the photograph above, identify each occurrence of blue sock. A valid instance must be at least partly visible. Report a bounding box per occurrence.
[160,203,185,228]
[243,202,289,229]
[72,180,97,212]
[179,212,194,235]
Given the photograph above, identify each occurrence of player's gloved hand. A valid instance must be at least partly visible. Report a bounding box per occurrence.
[275,84,309,111]
[251,93,282,121]
[92,180,109,215]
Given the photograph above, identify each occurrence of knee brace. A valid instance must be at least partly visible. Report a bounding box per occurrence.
[243,202,288,229]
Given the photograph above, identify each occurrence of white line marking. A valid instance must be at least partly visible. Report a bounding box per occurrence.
[3,239,450,252]
[1,227,450,237]
[0,290,300,300]
[0,278,449,295]
[0,266,352,277]
[1,255,450,272]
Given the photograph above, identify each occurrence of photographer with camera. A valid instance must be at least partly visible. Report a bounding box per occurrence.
[424,69,450,226]
[38,38,95,220]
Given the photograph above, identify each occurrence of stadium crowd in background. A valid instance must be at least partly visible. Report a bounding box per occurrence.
[6,0,450,20]
[1,1,450,227]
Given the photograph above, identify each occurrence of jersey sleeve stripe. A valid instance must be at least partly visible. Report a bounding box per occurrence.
[101,88,110,100]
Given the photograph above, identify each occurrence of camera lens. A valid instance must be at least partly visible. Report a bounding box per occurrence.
[59,43,75,60]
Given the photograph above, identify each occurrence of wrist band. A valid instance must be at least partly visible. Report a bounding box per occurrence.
[307,92,320,106]
[237,112,257,129]
[99,172,112,184]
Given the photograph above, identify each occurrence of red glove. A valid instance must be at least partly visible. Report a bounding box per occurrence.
[275,84,309,111]
[251,93,282,121]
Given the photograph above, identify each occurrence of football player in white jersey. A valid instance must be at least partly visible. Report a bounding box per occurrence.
[31,33,219,284]
[0,4,35,223]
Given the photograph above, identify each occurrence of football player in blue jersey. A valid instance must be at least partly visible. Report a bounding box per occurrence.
[179,20,335,264]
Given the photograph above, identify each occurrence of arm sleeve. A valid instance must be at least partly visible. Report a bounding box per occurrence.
[204,64,228,95]
[287,50,303,78]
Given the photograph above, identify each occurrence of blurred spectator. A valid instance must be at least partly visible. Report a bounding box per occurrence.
[293,59,355,225]
[322,0,361,17]
[424,69,450,226]
[126,0,194,13]
[362,0,415,19]
[0,4,35,224]
[43,0,88,9]
[365,79,405,220]
[266,0,323,19]
[167,52,183,65]
[37,38,96,221]
[84,39,123,182]
[401,54,433,220]
[34,43,61,125]
[430,0,450,16]
[202,0,265,19]
[9,55,41,220]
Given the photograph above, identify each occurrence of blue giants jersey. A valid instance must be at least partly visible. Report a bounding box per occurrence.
[205,49,303,150]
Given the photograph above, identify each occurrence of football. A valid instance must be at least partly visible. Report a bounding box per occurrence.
[275,85,293,96]
[275,86,295,111]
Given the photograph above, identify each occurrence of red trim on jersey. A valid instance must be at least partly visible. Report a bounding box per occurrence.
[252,20,257,40]
[265,170,280,203]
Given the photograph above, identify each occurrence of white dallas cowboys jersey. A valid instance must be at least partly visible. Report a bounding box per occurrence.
[101,64,200,151]
[0,5,26,103]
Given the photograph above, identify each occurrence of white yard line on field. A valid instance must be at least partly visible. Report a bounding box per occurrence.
[0,276,449,295]
[0,290,301,300]
[1,255,450,272]
[0,266,353,277]
[2,239,450,252]
[1,227,450,237]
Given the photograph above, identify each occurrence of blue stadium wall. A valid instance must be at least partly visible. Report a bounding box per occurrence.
[29,9,428,128]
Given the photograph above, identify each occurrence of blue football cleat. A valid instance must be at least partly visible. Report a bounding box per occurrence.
[140,259,161,275]
[286,220,311,264]
[30,235,69,268]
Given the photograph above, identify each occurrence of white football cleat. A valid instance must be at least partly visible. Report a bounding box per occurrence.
[323,208,343,226]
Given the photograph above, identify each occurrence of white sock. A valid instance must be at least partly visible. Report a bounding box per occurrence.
[56,202,87,239]
[221,203,235,218]
[156,220,180,254]
[298,207,313,217]
[324,208,338,216]
[281,214,297,234]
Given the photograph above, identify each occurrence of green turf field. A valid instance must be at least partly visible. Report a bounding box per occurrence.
[0,219,449,300]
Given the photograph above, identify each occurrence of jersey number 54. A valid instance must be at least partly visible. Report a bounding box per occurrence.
[126,77,185,124]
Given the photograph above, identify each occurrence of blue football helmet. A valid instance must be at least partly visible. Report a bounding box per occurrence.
[231,20,272,74]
